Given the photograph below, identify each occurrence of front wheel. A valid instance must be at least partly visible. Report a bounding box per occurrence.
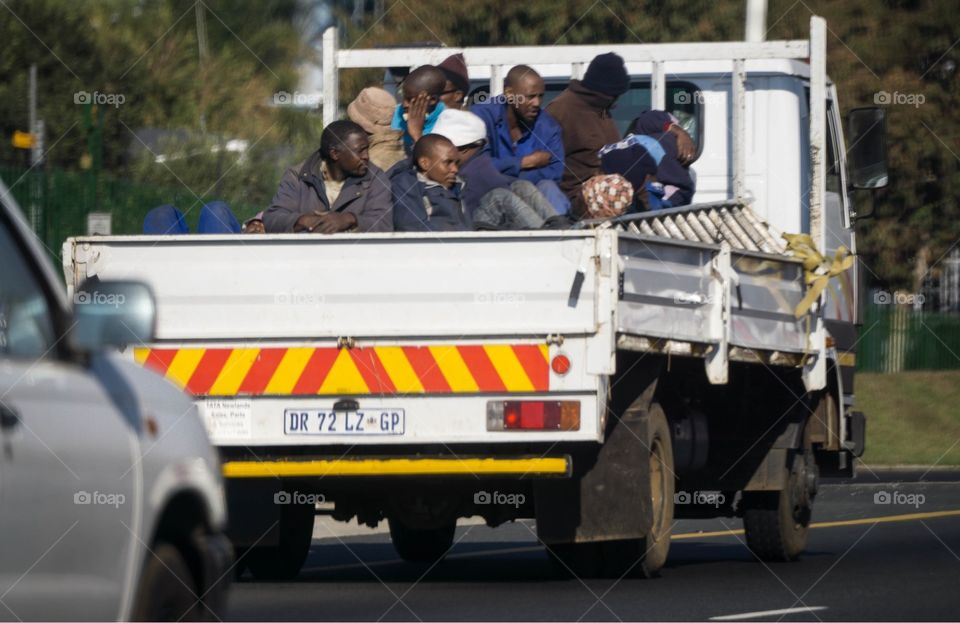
[129,542,201,621]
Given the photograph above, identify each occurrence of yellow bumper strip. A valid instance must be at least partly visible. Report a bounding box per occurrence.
[223,456,570,478]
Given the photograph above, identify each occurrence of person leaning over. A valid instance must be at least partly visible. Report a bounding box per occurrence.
[430,109,562,230]
[263,120,393,233]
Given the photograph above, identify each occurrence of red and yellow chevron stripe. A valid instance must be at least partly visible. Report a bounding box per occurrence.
[133,344,550,396]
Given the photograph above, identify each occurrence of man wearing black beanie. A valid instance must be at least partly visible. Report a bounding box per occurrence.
[547,52,631,218]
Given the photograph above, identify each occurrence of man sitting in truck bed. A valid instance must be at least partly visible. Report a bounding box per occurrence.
[431,109,561,229]
[391,65,447,153]
[391,134,470,231]
[263,120,393,233]
[470,65,569,214]
[546,52,630,218]
[628,110,698,207]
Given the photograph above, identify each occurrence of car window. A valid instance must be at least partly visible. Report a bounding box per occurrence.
[0,218,57,359]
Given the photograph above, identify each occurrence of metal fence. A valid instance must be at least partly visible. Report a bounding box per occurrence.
[1,165,260,261]
[858,303,960,372]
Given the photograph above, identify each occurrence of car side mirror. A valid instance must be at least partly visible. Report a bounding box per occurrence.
[846,107,888,190]
[70,280,156,352]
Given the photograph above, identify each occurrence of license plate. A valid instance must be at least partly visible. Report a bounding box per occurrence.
[283,409,405,436]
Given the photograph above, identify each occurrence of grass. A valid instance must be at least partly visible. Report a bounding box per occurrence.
[856,370,960,466]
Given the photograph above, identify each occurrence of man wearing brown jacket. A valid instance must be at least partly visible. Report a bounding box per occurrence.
[546,53,631,217]
[264,120,393,233]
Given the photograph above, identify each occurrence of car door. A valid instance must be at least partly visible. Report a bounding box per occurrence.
[0,208,137,621]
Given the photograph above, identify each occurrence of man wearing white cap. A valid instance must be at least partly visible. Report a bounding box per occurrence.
[429,109,564,230]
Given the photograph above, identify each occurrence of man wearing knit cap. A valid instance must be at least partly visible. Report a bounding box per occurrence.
[438,53,469,111]
[546,52,631,218]
[347,86,405,171]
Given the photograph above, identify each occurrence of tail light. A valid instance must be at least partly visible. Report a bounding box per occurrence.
[487,401,580,431]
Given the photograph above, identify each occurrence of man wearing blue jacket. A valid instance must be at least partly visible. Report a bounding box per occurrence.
[470,65,570,214]
[390,134,470,232]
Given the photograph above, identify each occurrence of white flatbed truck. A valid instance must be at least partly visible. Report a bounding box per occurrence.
[64,15,887,579]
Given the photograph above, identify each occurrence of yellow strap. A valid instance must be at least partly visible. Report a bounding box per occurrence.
[782,233,856,319]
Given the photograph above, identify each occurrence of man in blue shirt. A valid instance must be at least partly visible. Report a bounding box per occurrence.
[471,65,570,214]
[391,65,447,153]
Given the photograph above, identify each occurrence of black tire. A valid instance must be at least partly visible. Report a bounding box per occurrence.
[130,542,201,622]
[742,453,815,561]
[635,403,675,577]
[245,503,315,581]
[548,403,674,578]
[388,518,456,563]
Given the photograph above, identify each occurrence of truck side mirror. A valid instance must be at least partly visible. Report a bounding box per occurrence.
[846,107,888,190]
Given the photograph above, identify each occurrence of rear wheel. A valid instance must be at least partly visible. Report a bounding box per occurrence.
[245,503,314,581]
[742,451,817,561]
[388,518,456,563]
[130,542,200,621]
[549,403,674,578]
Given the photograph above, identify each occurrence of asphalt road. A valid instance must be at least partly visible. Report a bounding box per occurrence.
[227,471,960,621]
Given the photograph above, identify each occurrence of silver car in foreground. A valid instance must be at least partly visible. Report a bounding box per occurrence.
[0,178,231,621]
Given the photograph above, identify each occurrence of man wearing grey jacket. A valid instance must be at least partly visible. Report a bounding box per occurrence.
[264,120,393,233]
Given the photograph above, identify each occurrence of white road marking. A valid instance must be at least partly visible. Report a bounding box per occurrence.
[709,606,828,620]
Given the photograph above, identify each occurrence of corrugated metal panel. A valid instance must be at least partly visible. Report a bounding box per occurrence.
[619,201,786,254]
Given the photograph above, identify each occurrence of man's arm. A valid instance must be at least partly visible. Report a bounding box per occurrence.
[521,120,565,183]
[490,148,523,178]
[263,168,307,233]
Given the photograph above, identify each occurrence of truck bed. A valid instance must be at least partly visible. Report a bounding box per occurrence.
[64,223,821,448]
